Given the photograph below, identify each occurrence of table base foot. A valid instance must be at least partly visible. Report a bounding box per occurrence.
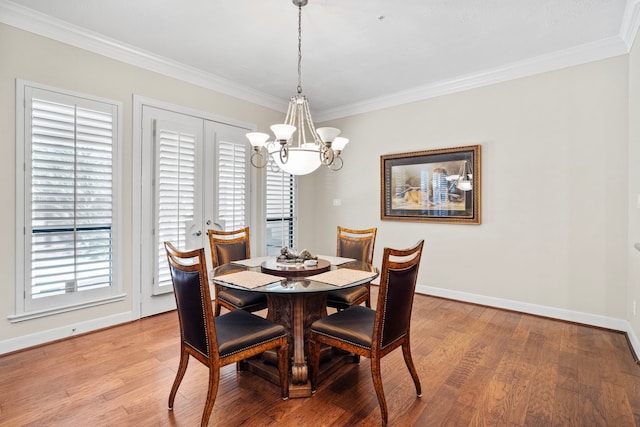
[242,351,358,399]
[288,382,313,399]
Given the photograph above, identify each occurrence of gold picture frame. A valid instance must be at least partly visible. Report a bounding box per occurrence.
[380,145,481,224]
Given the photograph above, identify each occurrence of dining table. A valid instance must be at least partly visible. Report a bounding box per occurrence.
[211,255,379,398]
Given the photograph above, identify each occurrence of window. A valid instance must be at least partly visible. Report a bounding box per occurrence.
[265,168,296,256]
[155,125,197,290]
[14,81,123,319]
[217,140,248,231]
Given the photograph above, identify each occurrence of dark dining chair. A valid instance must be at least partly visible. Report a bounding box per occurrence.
[207,227,267,316]
[326,226,377,310]
[308,240,424,427]
[164,241,289,427]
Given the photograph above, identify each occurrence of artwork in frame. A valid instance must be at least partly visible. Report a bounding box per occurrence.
[380,145,481,224]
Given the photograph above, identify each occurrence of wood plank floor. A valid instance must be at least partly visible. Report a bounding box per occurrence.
[1,291,639,426]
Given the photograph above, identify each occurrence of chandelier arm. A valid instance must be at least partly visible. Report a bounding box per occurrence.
[250,149,268,168]
[279,144,289,164]
[284,103,291,125]
[296,102,304,147]
[320,145,334,165]
[284,98,295,126]
[269,157,282,173]
[302,98,321,144]
[328,155,343,171]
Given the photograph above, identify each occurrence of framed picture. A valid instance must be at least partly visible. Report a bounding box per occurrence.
[380,145,481,224]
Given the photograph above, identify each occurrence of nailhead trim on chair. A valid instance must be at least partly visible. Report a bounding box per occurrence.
[199,272,211,357]
[219,336,286,358]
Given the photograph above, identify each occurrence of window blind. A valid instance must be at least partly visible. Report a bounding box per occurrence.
[156,128,196,288]
[30,98,114,298]
[218,140,247,231]
[265,168,296,255]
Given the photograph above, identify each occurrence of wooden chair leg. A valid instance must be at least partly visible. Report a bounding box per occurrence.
[168,351,189,410]
[370,358,388,427]
[277,344,289,400]
[364,284,371,308]
[308,335,321,392]
[213,300,222,317]
[201,367,220,427]
[402,341,422,397]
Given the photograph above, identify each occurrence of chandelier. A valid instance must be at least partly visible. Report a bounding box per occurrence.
[246,0,348,175]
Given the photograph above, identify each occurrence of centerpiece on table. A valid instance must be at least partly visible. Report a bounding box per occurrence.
[276,248,318,266]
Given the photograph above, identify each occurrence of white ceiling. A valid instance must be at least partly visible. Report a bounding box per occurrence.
[1,0,637,120]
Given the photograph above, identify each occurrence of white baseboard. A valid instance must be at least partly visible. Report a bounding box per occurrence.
[626,324,640,360]
[416,284,640,360]
[0,311,135,355]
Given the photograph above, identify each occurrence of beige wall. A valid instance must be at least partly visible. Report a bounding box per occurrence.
[628,28,640,342]
[303,55,630,324]
[0,23,282,345]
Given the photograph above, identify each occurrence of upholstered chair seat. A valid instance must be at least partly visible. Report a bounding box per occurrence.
[214,310,287,357]
[310,305,375,348]
[216,288,268,312]
[325,286,370,311]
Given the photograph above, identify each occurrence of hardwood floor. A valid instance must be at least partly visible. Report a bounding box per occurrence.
[1,291,639,426]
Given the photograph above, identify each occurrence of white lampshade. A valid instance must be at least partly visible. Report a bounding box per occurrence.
[271,124,296,141]
[316,127,341,143]
[246,132,270,147]
[269,144,321,175]
[332,137,349,151]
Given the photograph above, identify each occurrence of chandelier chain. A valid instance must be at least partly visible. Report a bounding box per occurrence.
[297,4,302,94]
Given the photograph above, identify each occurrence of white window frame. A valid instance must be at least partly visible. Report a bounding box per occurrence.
[12,80,125,322]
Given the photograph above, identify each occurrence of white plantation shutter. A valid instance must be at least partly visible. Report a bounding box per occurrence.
[265,168,296,255]
[155,126,196,289]
[17,83,121,315]
[30,98,114,298]
[217,140,247,231]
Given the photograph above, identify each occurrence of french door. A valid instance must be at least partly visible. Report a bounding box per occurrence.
[139,106,251,317]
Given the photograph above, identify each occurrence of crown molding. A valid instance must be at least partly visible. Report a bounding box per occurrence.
[1,0,637,122]
[0,0,288,113]
[316,35,629,122]
[317,0,640,121]
[620,0,640,50]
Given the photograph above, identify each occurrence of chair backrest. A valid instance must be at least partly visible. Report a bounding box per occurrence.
[207,227,250,268]
[336,226,377,264]
[373,240,424,351]
[164,241,218,359]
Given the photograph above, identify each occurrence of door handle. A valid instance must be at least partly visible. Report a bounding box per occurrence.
[194,230,202,236]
